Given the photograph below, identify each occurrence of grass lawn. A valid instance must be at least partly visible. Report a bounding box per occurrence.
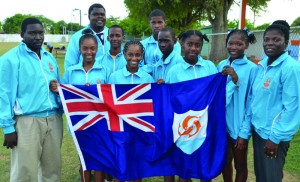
[0,42,299,181]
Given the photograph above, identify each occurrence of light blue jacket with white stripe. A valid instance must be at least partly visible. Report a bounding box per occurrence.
[100,51,126,76]
[140,35,181,73]
[152,49,184,82]
[165,56,217,83]
[62,62,109,84]
[0,42,62,134]
[64,25,110,71]
[217,55,257,140]
[108,67,154,84]
[244,52,300,144]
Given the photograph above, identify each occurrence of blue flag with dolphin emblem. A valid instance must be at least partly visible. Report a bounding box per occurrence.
[58,73,227,181]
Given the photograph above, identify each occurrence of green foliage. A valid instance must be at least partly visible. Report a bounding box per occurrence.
[56,20,68,34]
[255,23,270,30]
[124,0,270,61]
[36,15,57,34]
[119,16,149,37]
[124,0,203,36]
[292,17,300,27]
[0,21,2,32]
[248,0,269,16]
[2,14,27,33]
[228,19,255,30]
[66,23,82,34]
[106,16,121,27]
[2,14,81,34]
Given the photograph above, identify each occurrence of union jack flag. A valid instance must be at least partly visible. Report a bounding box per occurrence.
[59,83,155,132]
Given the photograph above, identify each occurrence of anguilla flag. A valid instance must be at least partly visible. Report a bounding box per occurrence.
[58,73,227,181]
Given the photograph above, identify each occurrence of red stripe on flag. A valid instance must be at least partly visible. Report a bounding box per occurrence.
[118,84,149,101]
[128,117,155,132]
[61,84,93,99]
[78,114,104,130]
[67,102,107,112]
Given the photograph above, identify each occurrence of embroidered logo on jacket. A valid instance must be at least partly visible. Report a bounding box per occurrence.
[263,78,271,89]
[48,62,54,71]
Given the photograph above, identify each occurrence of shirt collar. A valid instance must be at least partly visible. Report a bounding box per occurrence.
[259,51,289,67]
[156,49,177,66]
[73,62,103,71]
[227,55,248,65]
[21,41,48,56]
[182,55,204,69]
[122,67,142,77]
[148,35,157,43]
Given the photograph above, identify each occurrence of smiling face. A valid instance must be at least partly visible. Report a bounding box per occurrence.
[80,37,98,64]
[263,29,287,60]
[182,35,202,64]
[89,7,106,32]
[21,23,44,53]
[226,33,248,60]
[125,44,143,70]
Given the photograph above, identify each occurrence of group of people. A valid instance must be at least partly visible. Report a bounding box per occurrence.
[0,2,299,182]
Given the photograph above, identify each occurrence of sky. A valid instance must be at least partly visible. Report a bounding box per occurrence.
[0,0,299,27]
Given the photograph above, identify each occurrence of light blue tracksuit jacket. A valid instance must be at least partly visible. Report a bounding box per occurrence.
[0,42,62,134]
[140,35,181,73]
[108,67,154,84]
[152,49,184,82]
[100,51,126,76]
[62,62,109,84]
[217,55,257,140]
[166,56,217,83]
[244,52,300,144]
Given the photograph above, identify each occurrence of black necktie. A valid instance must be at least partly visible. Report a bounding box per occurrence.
[96,32,104,45]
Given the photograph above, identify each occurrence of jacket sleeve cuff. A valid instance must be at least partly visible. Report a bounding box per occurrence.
[227,80,236,90]
[3,125,16,134]
[269,135,280,144]
[238,132,251,140]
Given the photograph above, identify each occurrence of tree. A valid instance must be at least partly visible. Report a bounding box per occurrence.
[228,19,255,30]
[124,0,270,61]
[120,16,149,37]
[255,23,270,31]
[35,15,57,34]
[66,22,81,34]
[0,21,3,33]
[247,0,269,27]
[2,13,81,34]
[2,14,27,33]
[56,20,68,34]
[292,17,300,27]
[106,16,121,27]
[2,14,61,34]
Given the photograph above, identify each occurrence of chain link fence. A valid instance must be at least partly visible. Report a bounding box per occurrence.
[201,26,300,63]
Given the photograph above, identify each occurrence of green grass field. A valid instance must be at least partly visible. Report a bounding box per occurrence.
[0,42,299,182]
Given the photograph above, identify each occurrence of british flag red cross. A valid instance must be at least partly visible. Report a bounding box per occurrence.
[59,84,155,132]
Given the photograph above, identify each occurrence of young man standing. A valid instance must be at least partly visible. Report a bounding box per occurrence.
[141,9,181,73]
[0,17,63,181]
[64,3,110,70]
[153,27,183,84]
[101,25,127,76]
